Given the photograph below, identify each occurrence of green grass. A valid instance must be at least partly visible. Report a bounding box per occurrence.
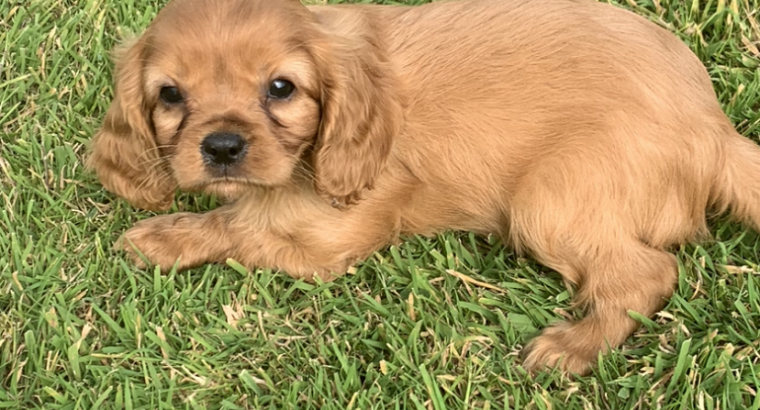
[1,0,759,408]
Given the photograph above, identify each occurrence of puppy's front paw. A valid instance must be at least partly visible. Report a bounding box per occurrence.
[116,213,210,272]
[520,322,597,376]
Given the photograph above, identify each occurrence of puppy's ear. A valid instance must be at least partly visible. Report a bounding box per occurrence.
[310,14,404,208]
[87,38,176,211]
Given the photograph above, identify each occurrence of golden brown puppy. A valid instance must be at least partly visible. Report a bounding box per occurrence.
[88,0,760,375]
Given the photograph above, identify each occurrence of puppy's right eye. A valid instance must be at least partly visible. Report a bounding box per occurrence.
[160,86,184,104]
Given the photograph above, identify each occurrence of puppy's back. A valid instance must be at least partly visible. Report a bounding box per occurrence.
[343,0,741,239]
[379,0,717,119]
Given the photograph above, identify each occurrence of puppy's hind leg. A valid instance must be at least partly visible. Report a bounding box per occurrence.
[508,179,680,375]
[519,236,679,375]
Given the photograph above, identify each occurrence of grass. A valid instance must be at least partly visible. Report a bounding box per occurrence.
[1,0,759,408]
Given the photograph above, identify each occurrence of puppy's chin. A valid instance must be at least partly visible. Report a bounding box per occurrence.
[192,176,296,203]
[200,181,251,203]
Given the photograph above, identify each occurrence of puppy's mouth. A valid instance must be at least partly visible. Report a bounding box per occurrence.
[188,177,257,201]
[187,172,278,193]
[205,164,246,180]
[195,174,258,190]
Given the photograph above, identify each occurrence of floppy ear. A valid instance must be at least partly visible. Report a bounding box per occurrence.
[309,14,404,208]
[87,38,177,211]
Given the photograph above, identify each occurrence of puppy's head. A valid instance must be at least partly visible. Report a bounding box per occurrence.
[88,0,403,210]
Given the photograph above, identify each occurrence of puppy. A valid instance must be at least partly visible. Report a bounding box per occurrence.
[88,0,760,375]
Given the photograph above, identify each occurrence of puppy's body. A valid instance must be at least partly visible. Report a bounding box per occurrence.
[323,0,729,236]
[89,0,760,375]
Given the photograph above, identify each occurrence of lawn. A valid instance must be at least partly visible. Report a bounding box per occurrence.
[1,0,759,408]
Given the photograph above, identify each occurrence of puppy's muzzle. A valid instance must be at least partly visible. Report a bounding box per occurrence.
[201,132,248,167]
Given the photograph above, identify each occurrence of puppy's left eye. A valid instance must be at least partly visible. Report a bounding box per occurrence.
[268,79,295,100]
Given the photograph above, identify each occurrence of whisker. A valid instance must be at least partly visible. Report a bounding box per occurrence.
[136,156,168,170]
[136,144,178,161]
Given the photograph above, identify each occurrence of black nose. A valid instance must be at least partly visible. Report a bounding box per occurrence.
[201,132,247,166]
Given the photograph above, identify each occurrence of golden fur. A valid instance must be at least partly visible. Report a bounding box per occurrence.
[88,0,760,375]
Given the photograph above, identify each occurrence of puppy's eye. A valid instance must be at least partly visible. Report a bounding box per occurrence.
[268,79,295,100]
[160,86,184,104]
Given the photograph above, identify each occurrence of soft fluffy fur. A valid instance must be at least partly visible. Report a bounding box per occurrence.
[88,0,760,375]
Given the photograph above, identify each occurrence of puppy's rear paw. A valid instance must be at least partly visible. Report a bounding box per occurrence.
[521,322,597,376]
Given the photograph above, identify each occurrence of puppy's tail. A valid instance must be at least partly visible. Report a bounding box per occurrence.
[714,129,760,231]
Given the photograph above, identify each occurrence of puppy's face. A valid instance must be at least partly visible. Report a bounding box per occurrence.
[145,1,322,199]
[88,0,403,210]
